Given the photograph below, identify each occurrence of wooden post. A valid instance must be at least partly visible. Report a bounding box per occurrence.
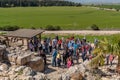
[27,39,29,50]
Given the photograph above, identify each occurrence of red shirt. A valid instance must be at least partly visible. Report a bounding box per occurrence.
[58,40,62,44]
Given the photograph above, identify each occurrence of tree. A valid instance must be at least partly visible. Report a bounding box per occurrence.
[91,37,120,73]
[91,38,110,68]
[112,35,120,73]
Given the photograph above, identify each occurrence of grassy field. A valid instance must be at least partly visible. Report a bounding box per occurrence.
[41,33,120,44]
[0,6,120,30]
[94,5,120,10]
[42,34,115,42]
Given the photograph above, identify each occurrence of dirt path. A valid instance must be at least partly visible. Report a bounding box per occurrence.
[43,30,120,35]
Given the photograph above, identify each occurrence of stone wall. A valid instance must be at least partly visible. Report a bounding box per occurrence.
[0,46,45,72]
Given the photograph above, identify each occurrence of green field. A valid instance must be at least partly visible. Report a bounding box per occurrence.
[94,5,120,10]
[42,33,120,43]
[0,6,120,30]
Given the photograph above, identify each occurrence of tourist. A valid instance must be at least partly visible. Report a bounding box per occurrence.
[57,51,61,67]
[40,50,47,65]
[56,35,59,41]
[67,57,72,68]
[58,39,62,50]
[29,40,34,52]
[109,54,114,67]
[49,40,52,54]
[63,51,67,65]
[52,38,57,49]
[76,49,79,63]
[52,48,57,67]
[81,45,86,62]
[38,41,42,55]
[42,41,46,53]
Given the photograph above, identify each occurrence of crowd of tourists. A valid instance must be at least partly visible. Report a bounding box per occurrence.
[28,35,115,68]
[0,34,115,68]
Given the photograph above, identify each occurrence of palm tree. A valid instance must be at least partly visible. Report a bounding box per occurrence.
[112,35,120,73]
[91,38,111,68]
[91,37,120,73]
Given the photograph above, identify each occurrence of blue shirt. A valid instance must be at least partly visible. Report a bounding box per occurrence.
[52,49,57,58]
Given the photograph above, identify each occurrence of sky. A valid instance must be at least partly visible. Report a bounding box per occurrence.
[67,0,120,4]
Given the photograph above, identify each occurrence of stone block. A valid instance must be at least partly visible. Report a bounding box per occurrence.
[27,57,44,72]
[70,72,83,80]
[11,55,18,63]
[16,53,32,65]
[7,53,15,62]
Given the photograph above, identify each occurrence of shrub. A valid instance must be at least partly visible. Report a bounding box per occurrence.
[54,26,61,30]
[45,25,61,31]
[30,27,36,29]
[116,9,119,12]
[0,25,20,31]
[39,27,43,29]
[91,24,100,30]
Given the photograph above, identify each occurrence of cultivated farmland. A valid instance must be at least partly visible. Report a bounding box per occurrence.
[0,6,120,30]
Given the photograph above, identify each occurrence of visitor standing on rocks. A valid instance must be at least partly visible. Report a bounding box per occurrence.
[76,48,79,63]
[81,45,86,62]
[33,37,38,52]
[49,40,52,54]
[67,57,72,68]
[52,48,57,67]
[58,39,62,50]
[109,54,114,67]
[29,40,34,52]
[57,51,61,67]
[40,50,47,65]
[38,41,42,55]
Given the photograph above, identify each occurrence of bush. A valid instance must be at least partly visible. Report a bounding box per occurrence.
[0,25,20,31]
[30,27,36,29]
[54,26,61,30]
[91,24,100,30]
[45,25,61,31]
[116,9,119,12]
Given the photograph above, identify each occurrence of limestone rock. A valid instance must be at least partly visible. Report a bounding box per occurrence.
[9,73,18,80]
[15,66,25,72]
[7,53,14,62]
[23,67,35,76]
[8,70,15,75]
[62,73,70,80]
[0,64,9,71]
[85,72,96,80]
[16,53,32,65]
[70,72,83,80]
[34,72,47,80]
[11,55,18,63]
[116,66,120,74]
[27,57,44,72]
[19,76,34,80]
[4,77,10,80]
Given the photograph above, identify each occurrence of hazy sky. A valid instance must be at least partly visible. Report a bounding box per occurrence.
[67,0,120,4]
